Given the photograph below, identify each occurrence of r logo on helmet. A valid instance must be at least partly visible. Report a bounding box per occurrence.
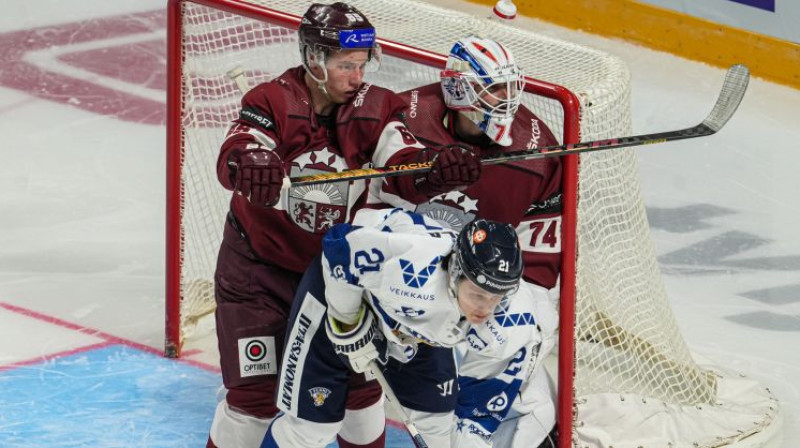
[472,229,487,244]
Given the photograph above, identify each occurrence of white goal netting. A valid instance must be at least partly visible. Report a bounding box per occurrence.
[167,1,781,446]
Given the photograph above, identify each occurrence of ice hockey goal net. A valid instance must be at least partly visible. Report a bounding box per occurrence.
[165,0,781,446]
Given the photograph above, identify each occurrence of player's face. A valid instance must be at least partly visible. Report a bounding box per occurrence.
[456,278,503,325]
[323,50,371,104]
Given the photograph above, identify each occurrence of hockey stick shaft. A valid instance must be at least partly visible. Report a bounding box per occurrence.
[290,64,749,187]
[368,360,430,448]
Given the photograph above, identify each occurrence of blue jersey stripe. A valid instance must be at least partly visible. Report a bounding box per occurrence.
[322,223,359,285]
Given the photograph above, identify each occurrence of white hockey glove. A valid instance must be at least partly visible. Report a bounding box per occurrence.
[326,306,388,374]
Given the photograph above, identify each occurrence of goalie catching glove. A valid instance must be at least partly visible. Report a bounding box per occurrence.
[414,145,481,196]
[228,146,285,208]
[326,306,388,374]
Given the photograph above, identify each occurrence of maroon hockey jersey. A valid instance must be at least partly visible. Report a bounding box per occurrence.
[218,67,423,273]
[371,83,563,289]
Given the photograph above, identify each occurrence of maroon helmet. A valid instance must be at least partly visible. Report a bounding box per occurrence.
[298,2,380,76]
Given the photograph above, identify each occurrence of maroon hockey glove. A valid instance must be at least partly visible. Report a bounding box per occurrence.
[414,145,482,196]
[231,148,285,208]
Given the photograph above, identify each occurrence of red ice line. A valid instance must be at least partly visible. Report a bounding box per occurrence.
[0,301,220,373]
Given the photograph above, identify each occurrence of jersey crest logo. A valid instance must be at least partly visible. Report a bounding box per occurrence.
[415,191,479,231]
[308,387,332,407]
[399,256,442,288]
[289,147,349,233]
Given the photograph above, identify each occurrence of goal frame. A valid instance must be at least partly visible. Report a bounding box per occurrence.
[165,1,581,446]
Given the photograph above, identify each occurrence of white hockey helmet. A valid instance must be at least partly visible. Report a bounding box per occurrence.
[440,36,524,146]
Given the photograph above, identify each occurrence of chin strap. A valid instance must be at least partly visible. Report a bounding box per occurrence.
[305,68,331,100]
[446,254,464,316]
[303,48,333,100]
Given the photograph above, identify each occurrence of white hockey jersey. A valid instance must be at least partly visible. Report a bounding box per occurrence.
[322,208,463,359]
[454,284,558,448]
[321,208,558,447]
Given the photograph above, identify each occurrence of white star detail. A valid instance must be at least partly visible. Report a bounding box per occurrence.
[292,147,348,171]
[442,191,463,202]
[460,195,478,213]
[293,152,315,170]
[314,147,336,165]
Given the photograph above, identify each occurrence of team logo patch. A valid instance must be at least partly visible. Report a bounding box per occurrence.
[309,387,332,407]
[289,147,349,233]
[472,229,487,243]
[237,336,277,378]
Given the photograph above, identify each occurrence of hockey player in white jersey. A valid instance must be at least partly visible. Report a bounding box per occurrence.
[261,208,556,448]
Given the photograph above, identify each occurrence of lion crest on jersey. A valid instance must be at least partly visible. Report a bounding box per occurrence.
[415,191,479,230]
[308,387,332,407]
[288,147,350,233]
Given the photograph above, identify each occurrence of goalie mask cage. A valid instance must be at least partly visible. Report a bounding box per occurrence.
[165,1,782,446]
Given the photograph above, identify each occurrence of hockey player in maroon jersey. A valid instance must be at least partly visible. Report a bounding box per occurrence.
[206,3,480,448]
[371,35,562,292]
[369,36,562,447]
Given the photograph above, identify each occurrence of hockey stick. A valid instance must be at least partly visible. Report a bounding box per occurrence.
[289,64,749,187]
[368,360,430,448]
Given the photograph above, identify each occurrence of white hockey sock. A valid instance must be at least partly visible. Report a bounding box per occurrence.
[265,413,342,448]
[338,396,386,445]
[209,400,273,448]
[405,408,454,448]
